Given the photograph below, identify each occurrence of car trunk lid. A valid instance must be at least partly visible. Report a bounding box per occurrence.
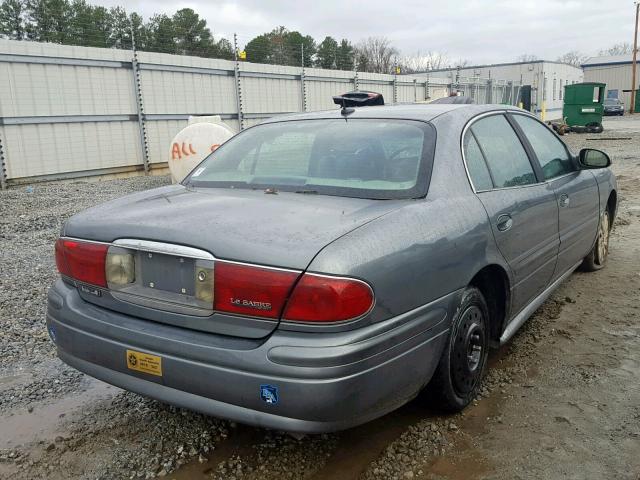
[62,185,402,338]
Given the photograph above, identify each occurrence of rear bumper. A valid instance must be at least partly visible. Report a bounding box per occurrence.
[47,279,454,433]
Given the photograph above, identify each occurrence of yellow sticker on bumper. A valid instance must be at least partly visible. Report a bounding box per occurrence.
[126,349,162,377]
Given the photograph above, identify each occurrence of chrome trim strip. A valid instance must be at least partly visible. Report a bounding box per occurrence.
[61,237,111,246]
[111,290,213,317]
[499,261,580,345]
[113,239,215,260]
[216,258,301,274]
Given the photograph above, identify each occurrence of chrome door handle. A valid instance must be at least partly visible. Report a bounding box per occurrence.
[496,214,513,232]
[559,194,570,207]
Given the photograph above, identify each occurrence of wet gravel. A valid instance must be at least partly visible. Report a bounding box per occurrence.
[1,392,229,479]
[0,176,171,374]
[0,363,86,413]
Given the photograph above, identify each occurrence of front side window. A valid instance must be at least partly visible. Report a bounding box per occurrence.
[512,114,575,180]
[185,119,434,199]
[470,114,537,188]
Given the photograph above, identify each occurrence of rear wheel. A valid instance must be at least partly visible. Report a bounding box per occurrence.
[582,209,611,271]
[428,286,489,412]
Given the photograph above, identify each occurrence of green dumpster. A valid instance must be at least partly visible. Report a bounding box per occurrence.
[563,82,605,127]
[635,89,640,113]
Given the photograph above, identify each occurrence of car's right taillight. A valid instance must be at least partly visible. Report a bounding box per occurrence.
[213,262,299,319]
[283,273,374,323]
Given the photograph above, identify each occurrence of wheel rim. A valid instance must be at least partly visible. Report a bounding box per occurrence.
[451,305,486,396]
[596,211,610,266]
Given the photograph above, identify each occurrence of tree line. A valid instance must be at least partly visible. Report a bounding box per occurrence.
[0,0,470,73]
[519,42,634,68]
[0,0,234,58]
[0,1,635,73]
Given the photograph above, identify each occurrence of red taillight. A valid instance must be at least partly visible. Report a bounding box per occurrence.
[214,262,299,319]
[283,274,374,323]
[54,239,71,277]
[55,239,108,287]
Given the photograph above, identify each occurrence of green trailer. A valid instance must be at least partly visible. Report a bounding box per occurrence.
[562,82,605,132]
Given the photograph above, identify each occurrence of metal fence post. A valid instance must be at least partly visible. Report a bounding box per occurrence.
[233,33,245,130]
[413,79,417,103]
[425,77,429,101]
[486,79,493,104]
[393,61,398,103]
[300,44,307,112]
[130,21,150,173]
[353,65,359,91]
[0,130,7,190]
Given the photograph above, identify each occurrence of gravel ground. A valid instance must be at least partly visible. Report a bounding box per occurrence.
[1,115,639,480]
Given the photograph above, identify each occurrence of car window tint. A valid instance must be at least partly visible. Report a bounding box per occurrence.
[186,119,432,199]
[252,132,314,176]
[512,114,575,180]
[463,132,493,191]
[471,115,536,188]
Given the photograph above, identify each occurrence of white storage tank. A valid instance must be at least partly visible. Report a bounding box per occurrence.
[168,116,235,183]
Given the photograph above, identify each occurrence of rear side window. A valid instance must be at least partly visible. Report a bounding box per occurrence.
[463,132,493,191]
[470,115,536,188]
[511,114,575,180]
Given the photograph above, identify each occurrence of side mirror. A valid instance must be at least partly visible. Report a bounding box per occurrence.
[579,148,611,169]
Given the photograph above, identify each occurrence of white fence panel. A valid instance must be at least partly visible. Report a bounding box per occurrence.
[0,39,521,186]
[2,121,141,179]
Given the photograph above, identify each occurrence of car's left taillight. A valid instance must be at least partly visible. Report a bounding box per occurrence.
[55,238,109,287]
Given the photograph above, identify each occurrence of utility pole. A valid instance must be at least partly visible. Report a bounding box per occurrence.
[631,1,639,114]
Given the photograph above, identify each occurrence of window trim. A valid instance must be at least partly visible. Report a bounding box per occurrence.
[460,110,543,193]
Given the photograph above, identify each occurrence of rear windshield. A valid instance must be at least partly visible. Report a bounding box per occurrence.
[184,119,436,199]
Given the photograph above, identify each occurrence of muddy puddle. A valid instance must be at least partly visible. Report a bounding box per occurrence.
[0,379,119,450]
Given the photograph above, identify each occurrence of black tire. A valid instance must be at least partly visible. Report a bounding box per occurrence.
[428,286,490,412]
[581,209,611,271]
[571,125,587,134]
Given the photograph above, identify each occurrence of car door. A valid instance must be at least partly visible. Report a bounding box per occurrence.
[510,113,599,279]
[463,113,560,315]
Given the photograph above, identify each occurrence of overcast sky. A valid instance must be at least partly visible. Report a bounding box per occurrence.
[102,0,635,64]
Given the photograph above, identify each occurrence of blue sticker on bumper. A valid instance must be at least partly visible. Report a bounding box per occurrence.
[260,384,278,405]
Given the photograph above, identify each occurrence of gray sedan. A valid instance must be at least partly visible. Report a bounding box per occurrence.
[47,104,617,433]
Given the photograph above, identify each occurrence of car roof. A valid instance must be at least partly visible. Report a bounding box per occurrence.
[260,103,525,124]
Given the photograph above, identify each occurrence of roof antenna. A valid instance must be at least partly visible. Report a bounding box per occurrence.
[340,97,355,116]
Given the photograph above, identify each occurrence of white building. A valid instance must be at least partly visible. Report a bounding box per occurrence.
[582,54,640,109]
[413,60,583,120]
